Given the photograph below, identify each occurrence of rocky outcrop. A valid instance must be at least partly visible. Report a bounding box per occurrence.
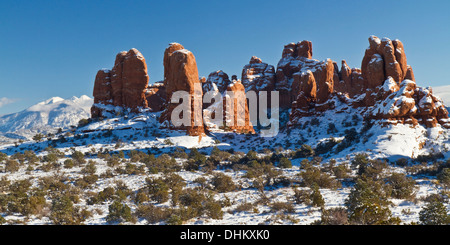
[290,70,317,120]
[90,36,448,131]
[361,36,411,89]
[276,41,338,108]
[91,69,112,118]
[145,82,166,112]
[91,48,149,117]
[241,56,276,94]
[203,70,231,95]
[160,43,205,136]
[284,35,449,129]
[223,80,255,134]
[334,60,364,97]
[202,70,255,134]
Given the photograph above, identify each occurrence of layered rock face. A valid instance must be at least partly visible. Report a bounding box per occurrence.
[283,35,449,129]
[160,43,205,136]
[276,41,337,108]
[91,48,149,117]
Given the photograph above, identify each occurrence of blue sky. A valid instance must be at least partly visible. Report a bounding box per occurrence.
[0,0,449,115]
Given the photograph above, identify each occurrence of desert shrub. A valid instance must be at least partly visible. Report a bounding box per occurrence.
[294,144,315,158]
[50,194,90,225]
[128,150,146,163]
[135,204,172,224]
[385,173,416,199]
[210,146,231,163]
[170,148,188,159]
[146,177,170,203]
[81,161,97,175]
[345,177,399,225]
[193,177,208,189]
[114,181,132,202]
[211,172,236,193]
[188,148,206,164]
[133,189,150,205]
[278,157,292,169]
[351,153,369,168]
[351,154,387,180]
[293,188,311,205]
[270,201,295,214]
[310,185,325,208]
[71,151,86,165]
[74,175,98,189]
[317,208,349,225]
[33,133,45,142]
[106,154,121,167]
[145,154,180,174]
[300,167,340,189]
[178,189,223,220]
[63,159,74,169]
[332,163,352,179]
[23,150,39,165]
[165,174,186,206]
[419,199,450,225]
[437,168,450,188]
[43,153,60,164]
[5,159,20,173]
[121,162,146,175]
[234,202,255,213]
[87,187,116,205]
[3,179,47,217]
[77,118,90,128]
[0,152,7,162]
[106,201,134,224]
[243,161,281,187]
[166,214,183,225]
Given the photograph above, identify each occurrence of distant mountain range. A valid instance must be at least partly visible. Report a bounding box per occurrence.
[0,95,92,143]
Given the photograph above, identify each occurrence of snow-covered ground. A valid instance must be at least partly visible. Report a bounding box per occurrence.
[0,97,449,225]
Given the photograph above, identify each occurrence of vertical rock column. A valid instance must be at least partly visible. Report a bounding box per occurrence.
[161,43,205,136]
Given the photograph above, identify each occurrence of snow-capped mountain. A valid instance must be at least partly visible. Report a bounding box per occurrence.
[0,95,93,143]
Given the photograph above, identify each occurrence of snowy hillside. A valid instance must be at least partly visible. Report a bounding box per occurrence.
[0,95,93,143]
[434,85,450,111]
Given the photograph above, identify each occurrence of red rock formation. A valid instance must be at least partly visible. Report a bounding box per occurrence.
[161,43,205,136]
[224,80,255,134]
[297,40,313,59]
[276,41,336,108]
[91,69,112,118]
[203,70,231,95]
[91,48,149,117]
[291,70,316,114]
[361,36,412,89]
[121,48,149,111]
[110,51,127,107]
[145,82,166,112]
[313,59,335,104]
[241,56,276,94]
